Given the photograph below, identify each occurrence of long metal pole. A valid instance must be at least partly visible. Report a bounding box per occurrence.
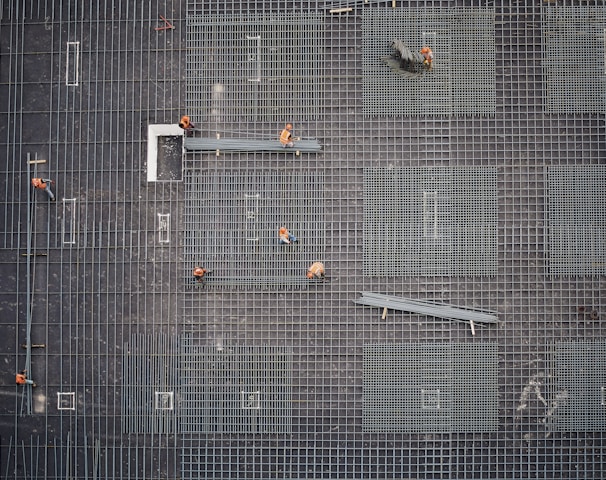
[25,152,33,415]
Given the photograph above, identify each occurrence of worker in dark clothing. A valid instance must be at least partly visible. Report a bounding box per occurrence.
[31,178,55,201]
[16,370,36,387]
[179,115,195,137]
[193,266,208,283]
[279,124,294,148]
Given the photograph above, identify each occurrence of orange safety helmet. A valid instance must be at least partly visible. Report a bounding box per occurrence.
[285,123,293,130]
[180,115,191,128]
[279,227,288,234]
[193,267,206,276]
[420,46,433,61]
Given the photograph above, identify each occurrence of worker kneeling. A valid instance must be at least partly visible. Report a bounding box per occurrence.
[306,261,325,280]
[279,227,297,244]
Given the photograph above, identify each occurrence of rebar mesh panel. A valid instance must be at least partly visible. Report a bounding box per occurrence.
[183,170,325,289]
[122,333,179,434]
[363,343,499,433]
[450,8,496,115]
[186,13,323,123]
[547,166,606,276]
[543,6,606,114]
[549,341,606,432]
[361,8,495,116]
[363,167,498,276]
[180,338,292,435]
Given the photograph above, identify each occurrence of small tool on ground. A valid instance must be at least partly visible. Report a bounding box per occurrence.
[155,15,174,31]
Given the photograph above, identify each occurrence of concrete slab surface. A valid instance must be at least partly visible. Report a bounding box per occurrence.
[1,1,605,479]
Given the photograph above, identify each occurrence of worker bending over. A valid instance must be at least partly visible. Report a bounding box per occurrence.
[31,178,55,201]
[193,266,208,283]
[179,115,195,137]
[16,370,36,387]
[306,262,325,280]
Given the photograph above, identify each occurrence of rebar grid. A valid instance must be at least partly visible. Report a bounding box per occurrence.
[363,166,498,276]
[1,1,606,480]
[186,12,324,123]
[363,343,499,433]
[361,7,495,116]
[547,166,606,277]
[1,1,184,478]
[182,169,325,289]
[543,5,606,114]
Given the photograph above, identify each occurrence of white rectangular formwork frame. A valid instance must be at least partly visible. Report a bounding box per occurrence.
[57,392,76,411]
[147,124,184,182]
[158,213,170,244]
[66,41,80,86]
[155,392,174,410]
[62,198,77,245]
[423,190,439,239]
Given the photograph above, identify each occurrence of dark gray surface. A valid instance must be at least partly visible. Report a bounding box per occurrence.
[1,1,606,479]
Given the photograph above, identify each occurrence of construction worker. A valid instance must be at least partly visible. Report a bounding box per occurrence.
[15,370,36,387]
[306,261,325,280]
[279,123,294,148]
[179,115,195,137]
[31,178,55,201]
[381,40,433,77]
[279,226,297,244]
[193,266,208,283]
[420,46,434,69]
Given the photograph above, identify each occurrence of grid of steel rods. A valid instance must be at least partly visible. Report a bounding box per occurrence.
[1,1,606,479]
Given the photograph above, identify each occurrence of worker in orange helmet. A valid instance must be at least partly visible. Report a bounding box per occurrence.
[279,123,294,148]
[16,370,36,387]
[278,226,297,244]
[31,177,55,201]
[420,46,434,69]
[193,266,208,283]
[179,115,195,137]
[306,261,325,280]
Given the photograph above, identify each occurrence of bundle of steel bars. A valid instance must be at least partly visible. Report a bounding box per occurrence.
[184,138,322,152]
[354,292,499,324]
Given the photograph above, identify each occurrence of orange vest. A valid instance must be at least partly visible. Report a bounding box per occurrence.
[308,262,325,278]
[193,267,206,277]
[420,47,433,63]
[32,178,46,189]
[279,228,290,243]
[279,128,292,145]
